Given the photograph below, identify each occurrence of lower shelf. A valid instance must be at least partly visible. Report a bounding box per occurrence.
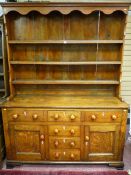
[12,80,119,85]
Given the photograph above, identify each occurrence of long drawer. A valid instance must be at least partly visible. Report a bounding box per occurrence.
[7,109,47,122]
[83,111,122,123]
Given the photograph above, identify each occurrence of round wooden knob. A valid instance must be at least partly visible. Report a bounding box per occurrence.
[112,115,117,120]
[32,114,38,120]
[54,141,59,147]
[70,153,75,159]
[70,115,75,120]
[54,114,59,120]
[70,129,75,135]
[13,114,18,119]
[70,141,75,147]
[55,152,60,158]
[91,115,96,120]
[85,136,89,141]
[54,129,59,134]
[40,134,44,140]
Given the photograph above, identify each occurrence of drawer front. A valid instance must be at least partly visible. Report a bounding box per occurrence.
[7,109,47,122]
[84,111,122,123]
[49,125,80,136]
[48,111,80,122]
[49,149,80,161]
[49,137,80,149]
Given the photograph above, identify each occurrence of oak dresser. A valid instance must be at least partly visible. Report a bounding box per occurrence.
[1,2,130,168]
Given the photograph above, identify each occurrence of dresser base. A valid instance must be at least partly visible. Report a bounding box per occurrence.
[6,160,124,170]
[2,97,127,170]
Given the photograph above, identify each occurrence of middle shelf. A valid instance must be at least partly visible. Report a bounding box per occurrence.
[9,42,122,63]
[12,80,119,85]
[8,40,124,44]
[10,61,121,65]
[11,64,120,84]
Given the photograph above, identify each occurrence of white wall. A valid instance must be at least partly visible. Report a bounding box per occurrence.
[121,9,131,106]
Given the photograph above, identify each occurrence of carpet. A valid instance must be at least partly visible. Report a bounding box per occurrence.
[0,169,128,175]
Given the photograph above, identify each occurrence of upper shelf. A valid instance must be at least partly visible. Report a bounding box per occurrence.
[8,40,123,44]
[1,2,129,15]
[10,61,121,65]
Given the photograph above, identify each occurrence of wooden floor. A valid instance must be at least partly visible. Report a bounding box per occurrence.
[1,95,128,108]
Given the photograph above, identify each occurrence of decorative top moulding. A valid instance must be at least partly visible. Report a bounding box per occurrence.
[1,2,130,15]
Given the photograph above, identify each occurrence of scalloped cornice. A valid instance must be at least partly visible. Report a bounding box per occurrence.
[1,2,130,15]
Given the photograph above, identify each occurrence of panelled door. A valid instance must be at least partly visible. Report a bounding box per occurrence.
[84,124,120,161]
[9,124,47,161]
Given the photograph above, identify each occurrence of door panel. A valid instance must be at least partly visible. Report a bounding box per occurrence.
[84,124,120,161]
[9,124,47,161]
[15,130,40,153]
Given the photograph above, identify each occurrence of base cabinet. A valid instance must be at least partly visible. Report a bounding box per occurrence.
[2,108,127,166]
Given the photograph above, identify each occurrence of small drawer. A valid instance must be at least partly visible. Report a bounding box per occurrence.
[48,111,80,122]
[29,110,47,121]
[49,149,80,161]
[49,137,80,149]
[84,111,122,123]
[48,125,80,137]
[7,108,47,122]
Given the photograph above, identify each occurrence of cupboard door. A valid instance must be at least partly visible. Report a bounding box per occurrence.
[9,124,47,161]
[84,124,120,161]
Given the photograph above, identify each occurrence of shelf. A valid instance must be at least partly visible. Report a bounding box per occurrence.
[12,80,119,85]
[8,40,123,44]
[10,61,121,65]
[0,56,2,60]
[0,73,4,76]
